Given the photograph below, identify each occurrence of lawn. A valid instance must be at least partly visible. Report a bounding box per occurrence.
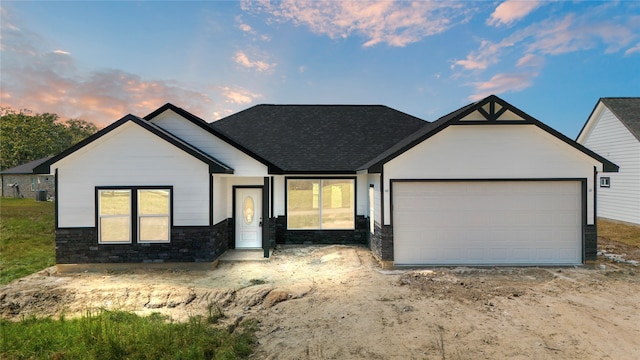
[0,309,257,359]
[0,197,56,285]
[598,218,640,247]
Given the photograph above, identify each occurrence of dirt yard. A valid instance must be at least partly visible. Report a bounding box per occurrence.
[2,242,639,359]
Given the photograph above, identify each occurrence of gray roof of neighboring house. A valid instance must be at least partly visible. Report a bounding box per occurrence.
[210,105,428,173]
[601,97,640,141]
[0,157,52,175]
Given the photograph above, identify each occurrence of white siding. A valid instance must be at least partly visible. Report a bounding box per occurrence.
[272,175,285,217]
[150,110,269,176]
[367,174,382,226]
[54,122,210,227]
[581,107,640,224]
[383,125,602,225]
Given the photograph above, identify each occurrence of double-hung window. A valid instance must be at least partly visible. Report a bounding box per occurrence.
[98,189,132,243]
[98,187,171,244]
[287,178,355,230]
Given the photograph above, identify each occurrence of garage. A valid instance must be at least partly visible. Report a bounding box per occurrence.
[392,180,583,266]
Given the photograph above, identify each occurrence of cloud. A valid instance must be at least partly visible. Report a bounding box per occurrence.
[488,0,544,27]
[458,4,639,98]
[0,7,264,126]
[241,0,474,47]
[625,42,640,55]
[234,51,276,72]
[220,86,263,104]
[469,71,538,101]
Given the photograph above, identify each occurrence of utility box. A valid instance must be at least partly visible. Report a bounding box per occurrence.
[35,190,47,201]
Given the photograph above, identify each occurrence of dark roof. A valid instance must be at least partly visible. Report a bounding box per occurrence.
[362,95,619,173]
[601,98,640,141]
[1,157,52,175]
[210,105,428,173]
[34,115,233,174]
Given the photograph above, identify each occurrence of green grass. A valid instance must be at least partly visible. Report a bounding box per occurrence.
[0,197,55,284]
[0,309,257,359]
[598,218,640,247]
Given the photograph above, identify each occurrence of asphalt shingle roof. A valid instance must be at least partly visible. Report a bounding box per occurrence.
[1,157,52,174]
[210,105,428,173]
[601,97,640,141]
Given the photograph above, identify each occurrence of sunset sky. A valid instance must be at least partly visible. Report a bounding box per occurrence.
[1,1,639,137]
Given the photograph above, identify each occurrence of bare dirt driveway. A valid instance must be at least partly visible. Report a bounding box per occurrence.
[2,245,639,359]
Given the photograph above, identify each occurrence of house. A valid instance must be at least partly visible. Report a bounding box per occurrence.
[577,98,640,225]
[35,95,617,267]
[1,157,54,199]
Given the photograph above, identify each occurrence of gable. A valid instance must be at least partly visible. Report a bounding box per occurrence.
[364,95,618,173]
[578,98,640,144]
[147,108,269,176]
[35,114,232,175]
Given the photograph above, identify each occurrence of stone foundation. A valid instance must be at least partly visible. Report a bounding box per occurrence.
[55,220,229,264]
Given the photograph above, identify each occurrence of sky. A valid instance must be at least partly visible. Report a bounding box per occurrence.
[1,0,639,138]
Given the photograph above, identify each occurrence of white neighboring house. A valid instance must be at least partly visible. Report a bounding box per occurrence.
[577,98,640,225]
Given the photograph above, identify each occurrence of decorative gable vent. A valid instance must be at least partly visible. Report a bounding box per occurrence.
[459,98,527,123]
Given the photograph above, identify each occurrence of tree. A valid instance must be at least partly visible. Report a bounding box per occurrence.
[0,108,99,170]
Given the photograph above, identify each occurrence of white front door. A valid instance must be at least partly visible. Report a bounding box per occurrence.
[235,188,262,249]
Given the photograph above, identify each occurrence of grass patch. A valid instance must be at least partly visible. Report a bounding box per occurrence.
[0,309,257,359]
[598,219,640,247]
[0,197,55,284]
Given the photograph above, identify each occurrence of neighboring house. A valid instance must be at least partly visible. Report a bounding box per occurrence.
[35,95,617,267]
[577,98,640,225]
[1,157,54,199]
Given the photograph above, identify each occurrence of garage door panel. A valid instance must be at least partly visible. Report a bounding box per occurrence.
[393,181,582,265]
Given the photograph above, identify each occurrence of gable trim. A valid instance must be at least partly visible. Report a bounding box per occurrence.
[144,103,284,174]
[34,114,234,175]
[363,95,619,173]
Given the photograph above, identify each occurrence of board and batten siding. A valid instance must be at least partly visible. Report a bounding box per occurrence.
[383,125,604,226]
[149,110,269,176]
[581,106,640,224]
[53,122,211,228]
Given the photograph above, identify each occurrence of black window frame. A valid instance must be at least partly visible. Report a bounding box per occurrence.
[96,186,173,244]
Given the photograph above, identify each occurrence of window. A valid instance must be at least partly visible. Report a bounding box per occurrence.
[138,189,170,243]
[31,177,35,191]
[97,187,171,244]
[98,189,132,243]
[287,178,355,230]
[600,177,610,188]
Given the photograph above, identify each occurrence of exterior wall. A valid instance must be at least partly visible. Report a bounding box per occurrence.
[367,174,382,227]
[383,125,602,226]
[150,110,269,176]
[1,174,55,199]
[369,223,393,261]
[52,122,211,228]
[274,215,369,245]
[580,106,640,225]
[55,220,230,264]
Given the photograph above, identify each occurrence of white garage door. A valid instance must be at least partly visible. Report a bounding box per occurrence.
[393,181,582,265]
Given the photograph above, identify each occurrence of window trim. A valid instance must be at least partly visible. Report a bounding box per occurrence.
[600,177,610,188]
[96,186,173,244]
[97,189,132,244]
[285,177,356,230]
[137,189,172,243]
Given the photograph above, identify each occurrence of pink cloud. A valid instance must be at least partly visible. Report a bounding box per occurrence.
[488,0,544,27]
[0,7,263,126]
[469,71,538,101]
[242,0,474,47]
[234,51,276,72]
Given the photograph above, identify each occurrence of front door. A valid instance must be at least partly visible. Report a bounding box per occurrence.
[235,187,262,249]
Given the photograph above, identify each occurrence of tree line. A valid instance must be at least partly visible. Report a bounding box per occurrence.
[0,107,99,170]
